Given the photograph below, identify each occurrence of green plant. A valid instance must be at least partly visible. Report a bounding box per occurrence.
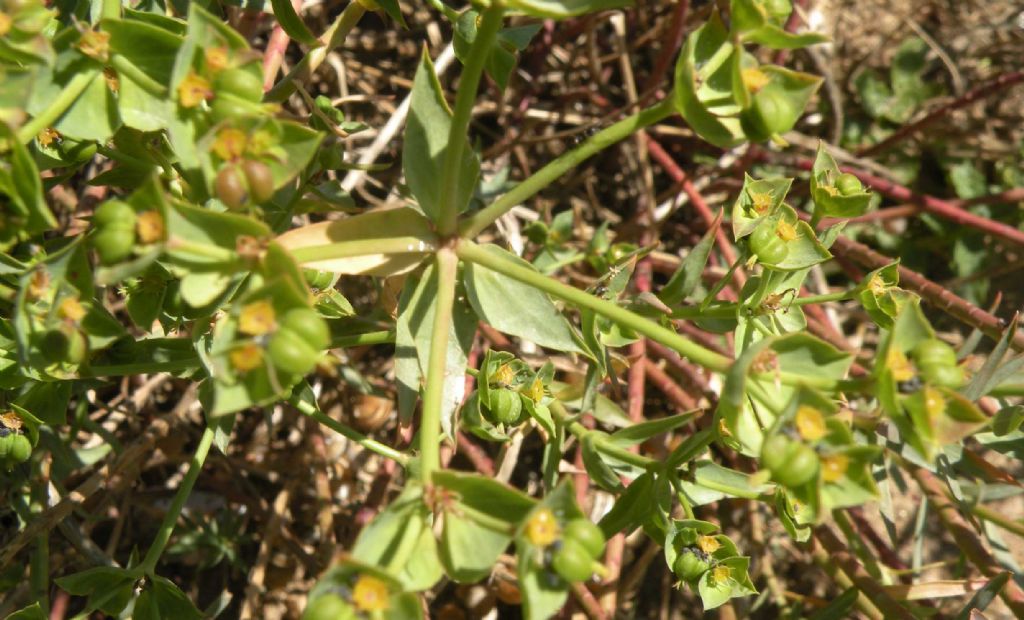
[2,0,1023,618]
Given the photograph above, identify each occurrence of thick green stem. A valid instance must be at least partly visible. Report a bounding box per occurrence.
[290,394,409,465]
[288,237,435,265]
[460,98,676,238]
[16,71,97,144]
[265,1,367,103]
[110,54,168,98]
[140,425,215,574]
[419,248,458,485]
[437,4,504,235]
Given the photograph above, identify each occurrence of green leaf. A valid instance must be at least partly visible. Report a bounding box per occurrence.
[393,264,476,432]
[992,405,1024,437]
[608,410,700,448]
[962,313,1020,401]
[270,0,322,47]
[398,523,444,591]
[598,472,655,537]
[809,142,872,218]
[4,603,47,620]
[15,380,71,426]
[464,245,584,354]
[134,576,203,620]
[660,210,722,306]
[103,17,181,131]
[440,509,510,582]
[370,0,407,27]
[506,0,632,19]
[0,123,55,239]
[581,434,624,493]
[403,48,480,222]
[433,470,536,521]
[55,566,136,616]
[672,13,746,148]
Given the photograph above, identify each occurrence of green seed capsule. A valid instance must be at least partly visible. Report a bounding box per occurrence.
[486,388,523,426]
[749,223,788,264]
[761,434,820,488]
[551,539,595,583]
[278,307,330,351]
[211,93,259,124]
[673,548,711,583]
[835,173,863,196]
[563,519,605,559]
[40,327,87,364]
[94,200,137,230]
[302,593,356,620]
[8,434,31,464]
[911,339,958,369]
[267,330,320,376]
[0,433,12,460]
[741,83,800,142]
[214,67,264,102]
[241,159,275,203]
[918,363,964,389]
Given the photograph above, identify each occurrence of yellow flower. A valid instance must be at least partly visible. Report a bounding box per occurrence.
[76,30,110,62]
[491,363,515,388]
[528,376,545,403]
[821,454,849,483]
[795,405,826,442]
[867,273,889,297]
[204,47,229,74]
[58,297,86,322]
[886,348,915,382]
[136,211,165,244]
[178,71,213,108]
[0,411,24,432]
[710,564,731,585]
[775,220,798,242]
[238,301,276,336]
[749,191,773,214]
[229,343,264,372]
[697,535,721,555]
[38,128,60,147]
[741,68,770,93]
[213,128,248,161]
[525,508,560,547]
[351,574,390,612]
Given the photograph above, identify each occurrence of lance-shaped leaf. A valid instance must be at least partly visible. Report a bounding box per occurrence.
[660,209,722,306]
[404,48,480,223]
[276,207,436,276]
[103,17,181,132]
[270,0,322,47]
[463,244,584,354]
[0,122,55,240]
[506,0,632,19]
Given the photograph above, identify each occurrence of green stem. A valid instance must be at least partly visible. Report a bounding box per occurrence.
[265,1,367,103]
[16,71,97,144]
[460,98,676,238]
[333,330,395,348]
[696,41,735,82]
[549,401,657,470]
[419,248,459,485]
[437,4,504,235]
[290,394,410,465]
[966,501,1024,539]
[671,289,856,319]
[110,54,168,97]
[459,240,730,372]
[139,425,215,574]
[165,236,238,263]
[83,359,201,377]
[288,236,435,265]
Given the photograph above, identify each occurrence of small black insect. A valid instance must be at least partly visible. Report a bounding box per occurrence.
[897,376,924,394]
[571,125,601,146]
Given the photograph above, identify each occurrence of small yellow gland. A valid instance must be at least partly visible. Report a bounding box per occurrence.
[27,269,50,301]
[525,508,560,547]
[0,13,12,37]
[710,565,731,585]
[38,127,60,147]
[528,377,545,403]
[0,411,24,431]
[749,191,773,214]
[136,210,165,244]
[867,273,889,297]
[775,220,798,242]
[178,72,213,108]
[922,386,947,420]
[77,30,111,62]
[887,348,915,382]
[58,297,86,322]
[229,343,264,372]
[697,535,721,555]
[213,128,248,161]
[795,405,827,442]
[821,454,849,483]
[238,300,276,336]
[491,363,515,388]
[741,68,771,93]
[204,47,229,74]
[351,574,390,613]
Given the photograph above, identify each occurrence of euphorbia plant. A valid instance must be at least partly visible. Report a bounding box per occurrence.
[2,0,1022,618]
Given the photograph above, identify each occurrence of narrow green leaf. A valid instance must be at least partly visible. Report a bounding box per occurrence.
[506,0,632,19]
[270,0,322,47]
[660,210,722,306]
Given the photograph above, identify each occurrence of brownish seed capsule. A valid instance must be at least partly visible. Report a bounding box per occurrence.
[216,165,248,209]
[241,159,275,203]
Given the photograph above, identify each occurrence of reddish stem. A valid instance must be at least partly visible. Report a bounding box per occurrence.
[643,358,697,410]
[261,0,303,90]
